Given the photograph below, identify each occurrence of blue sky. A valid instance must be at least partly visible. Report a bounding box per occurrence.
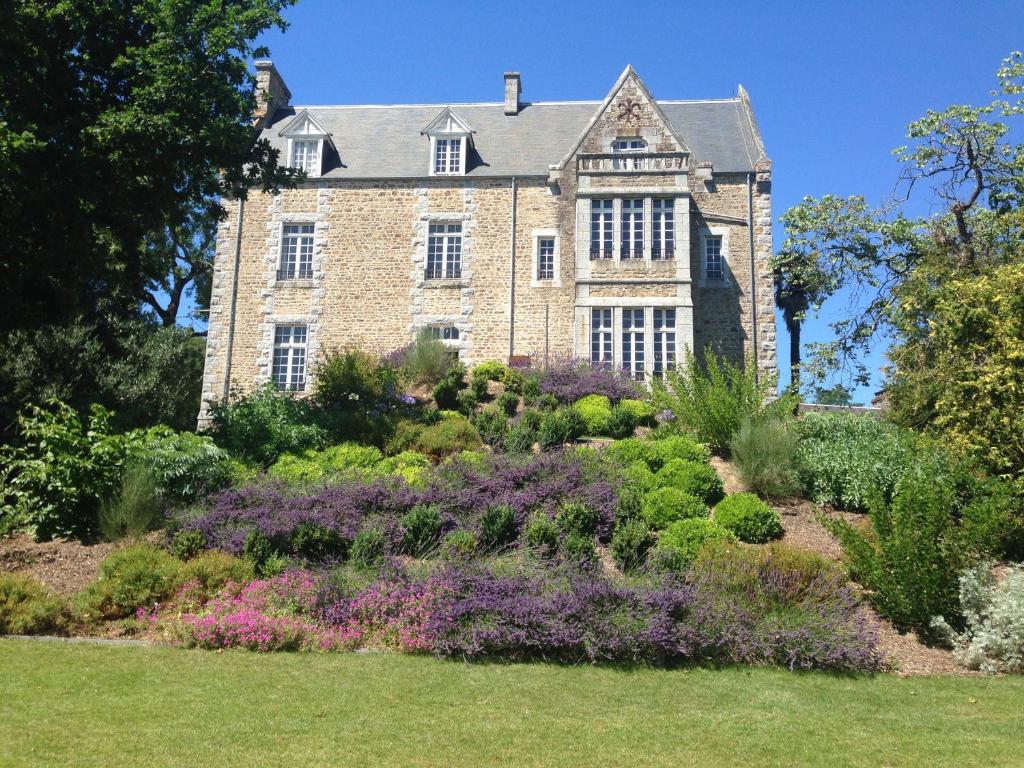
[232,0,1021,402]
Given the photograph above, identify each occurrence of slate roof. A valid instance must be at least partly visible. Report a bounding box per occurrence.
[262,98,763,179]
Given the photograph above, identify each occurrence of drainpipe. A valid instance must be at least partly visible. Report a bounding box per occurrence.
[746,172,759,386]
[508,176,518,359]
[222,196,245,403]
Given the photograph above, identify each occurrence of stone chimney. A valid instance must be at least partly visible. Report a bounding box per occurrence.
[504,72,521,115]
[254,60,292,128]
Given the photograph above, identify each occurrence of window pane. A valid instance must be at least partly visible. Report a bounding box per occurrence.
[705,236,724,281]
[538,237,555,279]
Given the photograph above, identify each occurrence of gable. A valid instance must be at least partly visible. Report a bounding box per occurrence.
[555,66,689,169]
[421,107,474,137]
[278,109,331,139]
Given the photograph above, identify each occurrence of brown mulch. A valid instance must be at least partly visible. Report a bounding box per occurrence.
[710,457,970,677]
[0,535,115,597]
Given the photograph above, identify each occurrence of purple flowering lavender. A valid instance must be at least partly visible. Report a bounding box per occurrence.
[533,357,640,404]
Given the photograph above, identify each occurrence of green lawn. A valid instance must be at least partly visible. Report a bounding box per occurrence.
[1,639,1020,767]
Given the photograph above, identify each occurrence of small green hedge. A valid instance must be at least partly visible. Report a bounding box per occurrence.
[573,394,612,436]
[714,493,784,544]
[655,518,736,568]
[642,487,709,530]
[654,459,725,505]
[0,574,70,635]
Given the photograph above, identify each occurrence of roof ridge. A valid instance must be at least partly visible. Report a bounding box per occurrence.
[288,97,739,110]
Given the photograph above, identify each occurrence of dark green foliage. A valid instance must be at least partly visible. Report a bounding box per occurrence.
[605,405,638,440]
[561,532,597,565]
[440,530,477,561]
[401,504,443,556]
[480,505,516,551]
[555,500,600,539]
[496,392,519,417]
[171,530,207,560]
[350,528,386,568]
[414,416,482,459]
[432,362,468,410]
[730,417,800,499]
[642,487,708,530]
[314,349,399,412]
[656,518,736,568]
[243,530,280,578]
[473,407,508,447]
[537,409,572,450]
[292,523,348,561]
[519,409,544,432]
[610,519,655,573]
[174,551,254,601]
[615,486,645,523]
[654,459,725,505]
[0,574,70,636]
[652,349,794,456]
[714,493,784,544]
[99,465,160,542]
[536,393,560,411]
[502,422,537,454]
[206,384,327,467]
[455,389,478,415]
[523,512,558,557]
[79,544,181,620]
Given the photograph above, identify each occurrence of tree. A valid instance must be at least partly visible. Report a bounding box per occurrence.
[0,0,301,332]
[813,385,860,407]
[141,207,218,328]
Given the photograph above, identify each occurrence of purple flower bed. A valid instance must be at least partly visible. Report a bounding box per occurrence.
[533,357,640,404]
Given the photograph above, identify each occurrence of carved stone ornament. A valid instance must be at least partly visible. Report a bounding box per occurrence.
[615,98,642,123]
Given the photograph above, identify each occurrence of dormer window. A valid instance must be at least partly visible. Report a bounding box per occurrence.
[278,109,334,178]
[422,107,474,177]
[612,137,647,152]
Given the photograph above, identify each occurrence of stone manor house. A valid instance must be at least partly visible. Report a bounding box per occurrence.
[198,61,777,419]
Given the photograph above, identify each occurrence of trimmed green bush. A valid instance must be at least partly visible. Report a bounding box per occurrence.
[79,543,182,620]
[440,530,477,561]
[654,459,725,505]
[174,551,253,600]
[623,461,656,493]
[656,518,736,568]
[496,391,519,417]
[618,398,657,427]
[350,528,386,568]
[292,522,348,561]
[714,493,784,544]
[523,512,558,557]
[537,408,579,450]
[480,505,516,551]
[642,487,708,530]
[615,486,645,523]
[605,405,638,439]
[242,529,282,578]
[432,361,468,410]
[555,500,600,538]
[572,394,613,436]
[729,417,800,499]
[171,529,206,560]
[413,416,482,459]
[610,518,656,573]
[561,532,597,565]
[0,574,70,635]
[401,504,443,556]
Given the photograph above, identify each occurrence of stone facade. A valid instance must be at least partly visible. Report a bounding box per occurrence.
[198,65,776,424]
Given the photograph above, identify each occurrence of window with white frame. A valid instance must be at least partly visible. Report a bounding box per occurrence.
[653,309,677,378]
[590,199,613,259]
[433,138,463,175]
[424,325,461,342]
[590,308,612,368]
[621,199,643,259]
[278,224,314,280]
[537,237,556,280]
[426,223,462,279]
[289,140,320,174]
[704,235,725,283]
[612,137,647,152]
[653,199,674,259]
[622,308,645,380]
[272,325,307,391]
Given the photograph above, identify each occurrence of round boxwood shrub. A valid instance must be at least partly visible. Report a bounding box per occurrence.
[496,391,520,417]
[292,522,348,561]
[605,405,638,439]
[605,437,655,468]
[618,398,657,427]
[401,504,443,556]
[656,518,736,568]
[561,532,597,565]
[171,529,207,560]
[480,505,517,551]
[642,487,709,530]
[555,499,600,538]
[623,460,656,493]
[473,406,508,447]
[350,528,386,568]
[610,518,656,573]
[523,511,558,557]
[572,394,613,436]
[649,435,712,468]
[440,529,477,561]
[655,459,725,505]
[714,493,784,544]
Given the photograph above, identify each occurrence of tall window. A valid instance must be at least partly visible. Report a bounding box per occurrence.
[278,224,314,280]
[424,326,460,342]
[590,308,612,368]
[653,199,674,259]
[289,140,319,174]
[653,309,677,378]
[704,235,724,282]
[426,223,462,279]
[537,237,555,280]
[434,138,462,175]
[272,325,307,391]
[612,138,646,152]
[621,199,643,259]
[590,199,613,259]
[622,308,645,380]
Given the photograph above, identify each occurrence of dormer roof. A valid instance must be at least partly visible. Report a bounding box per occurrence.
[420,107,475,137]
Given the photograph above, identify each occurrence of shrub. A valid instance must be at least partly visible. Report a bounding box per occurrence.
[654,459,724,505]
[401,330,456,386]
[473,407,508,447]
[314,348,398,413]
[139,428,233,503]
[502,421,537,454]
[206,384,326,467]
[471,361,509,383]
[572,394,612,436]
[729,417,800,499]
[243,529,281,578]
[555,500,600,539]
[413,416,482,459]
[652,349,793,456]
[795,412,916,511]
[610,518,656,573]
[440,530,477,561]
[99,464,161,543]
[615,485,645,523]
[642,487,708,530]
[172,529,207,560]
[80,543,182,620]
[401,504,443,556]
[535,358,639,403]
[496,391,519,417]
[480,505,516,551]
[657,518,736,567]
[269,443,386,486]
[523,512,558,557]
[537,409,572,450]
[622,461,656,493]
[608,436,711,473]
[932,562,1024,674]
[0,574,70,635]
[292,522,348,561]
[432,362,467,410]
[605,405,638,439]
[714,493,784,544]
[175,551,254,601]
[618,398,656,427]
[561,532,597,565]
[350,528,386,568]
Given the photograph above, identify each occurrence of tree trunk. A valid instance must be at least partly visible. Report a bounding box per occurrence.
[788,319,801,396]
